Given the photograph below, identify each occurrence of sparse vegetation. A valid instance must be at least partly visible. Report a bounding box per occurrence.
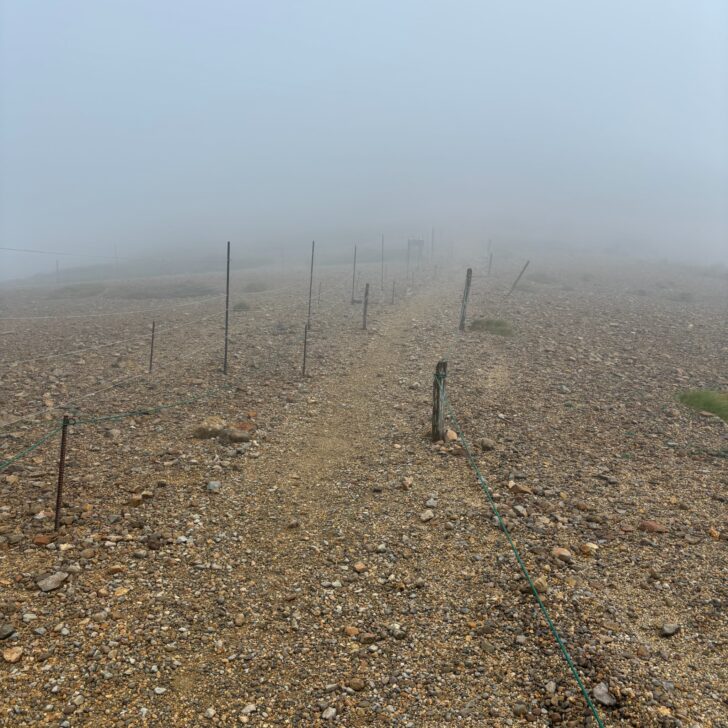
[678,389,728,422]
[243,280,268,293]
[470,318,514,336]
[233,300,251,312]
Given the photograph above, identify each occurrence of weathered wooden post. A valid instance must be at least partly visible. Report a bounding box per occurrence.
[362,283,370,330]
[302,324,309,377]
[351,245,357,304]
[431,360,448,441]
[307,240,315,330]
[223,241,231,374]
[148,320,156,373]
[54,415,70,531]
[458,268,473,331]
[506,260,530,298]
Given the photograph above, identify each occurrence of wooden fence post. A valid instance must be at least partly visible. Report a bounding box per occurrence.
[148,320,156,373]
[362,283,369,329]
[54,415,70,531]
[458,268,473,331]
[432,360,448,441]
[506,260,530,298]
[302,324,309,377]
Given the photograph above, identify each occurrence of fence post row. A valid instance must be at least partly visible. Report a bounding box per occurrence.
[432,360,448,441]
[459,267,473,331]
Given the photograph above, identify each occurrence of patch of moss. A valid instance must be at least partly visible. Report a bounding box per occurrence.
[677,390,728,423]
[470,318,514,336]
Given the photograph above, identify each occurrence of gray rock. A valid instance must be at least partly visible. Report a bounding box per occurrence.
[206,481,222,493]
[420,509,435,522]
[322,707,336,720]
[36,572,68,592]
[593,682,616,707]
[661,623,680,637]
[222,429,251,443]
[0,624,16,640]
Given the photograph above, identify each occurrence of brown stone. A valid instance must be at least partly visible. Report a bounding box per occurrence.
[639,520,668,534]
[2,646,23,663]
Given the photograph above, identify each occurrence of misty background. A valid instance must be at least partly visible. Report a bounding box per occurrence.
[1,0,727,282]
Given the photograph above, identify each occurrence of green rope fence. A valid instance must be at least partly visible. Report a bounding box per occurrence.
[437,372,605,728]
[0,380,236,473]
[0,423,64,474]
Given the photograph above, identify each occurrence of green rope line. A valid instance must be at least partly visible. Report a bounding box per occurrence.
[0,381,233,472]
[437,374,605,727]
[0,422,64,473]
[75,383,232,425]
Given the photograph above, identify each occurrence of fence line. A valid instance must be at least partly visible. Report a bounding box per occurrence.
[1,311,225,368]
[434,372,605,727]
[0,274,354,434]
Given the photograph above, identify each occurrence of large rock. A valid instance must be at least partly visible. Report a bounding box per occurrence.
[36,572,68,592]
[192,417,226,439]
[592,682,617,707]
[639,519,668,533]
[221,428,251,443]
[2,646,23,663]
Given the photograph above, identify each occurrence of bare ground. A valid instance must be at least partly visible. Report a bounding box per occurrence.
[0,257,726,727]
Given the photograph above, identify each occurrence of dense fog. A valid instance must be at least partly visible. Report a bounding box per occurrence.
[1,1,727,281]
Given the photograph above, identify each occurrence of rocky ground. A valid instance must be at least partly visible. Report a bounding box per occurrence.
[0,255,726,727]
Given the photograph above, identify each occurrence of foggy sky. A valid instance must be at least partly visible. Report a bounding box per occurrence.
[1,1,727,280]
